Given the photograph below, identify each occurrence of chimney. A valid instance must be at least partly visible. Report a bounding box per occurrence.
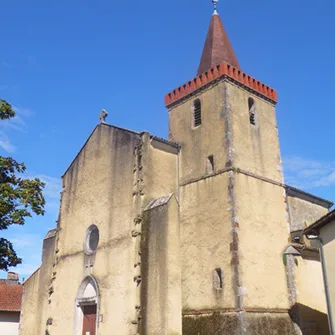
[7,272,19,285]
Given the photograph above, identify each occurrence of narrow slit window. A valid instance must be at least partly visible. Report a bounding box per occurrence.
[193,99,202,127]
[248,97,256,126]
[206,155,214,174]
[213,268,223,289]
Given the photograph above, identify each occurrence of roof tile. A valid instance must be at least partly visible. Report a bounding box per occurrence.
[0,284,23,312]
[198,12,240,75]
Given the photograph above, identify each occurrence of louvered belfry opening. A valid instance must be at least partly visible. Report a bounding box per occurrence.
[193,99,202,127]
[248,97,256,126]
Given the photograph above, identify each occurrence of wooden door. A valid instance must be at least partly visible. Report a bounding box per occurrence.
[82,305,97,335]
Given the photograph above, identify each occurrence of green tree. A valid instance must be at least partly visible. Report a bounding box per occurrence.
[0,99,45,271]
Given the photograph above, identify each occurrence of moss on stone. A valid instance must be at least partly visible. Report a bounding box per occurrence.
[183,312,300,335]
[183,313,239,335]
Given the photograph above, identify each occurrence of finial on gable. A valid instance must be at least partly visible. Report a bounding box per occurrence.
[212,0,219,15]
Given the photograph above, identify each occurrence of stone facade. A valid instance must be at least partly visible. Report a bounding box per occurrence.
[20,8,333,335]
[19,83,332,334]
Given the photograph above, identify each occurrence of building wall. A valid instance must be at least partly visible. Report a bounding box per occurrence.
[20,124,180,335]
[229,83,283,183]
[168,81,228,184]
[287,196,328,232]
[169,78,298,334]
[286,195,330,334]
[293,255,329,334]
[286,195,329,307]
[179,171,291,312]
[19,77,333,335]
[320,220,335,330]
[20,231,56,335]
[295,257,327,314]
[141,196,181,335]
[235,173,289,309]
[180,174,235,311]
[229,80,288,309]
[140,134,180,335]
[48,125,141,335]
[0,312,20,335]
[142,134,179,202]
[20,269,41,335]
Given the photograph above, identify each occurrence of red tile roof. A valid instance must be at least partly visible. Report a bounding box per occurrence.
[165,61,277,108]
[165,8,276,108]
[198,11,240,75]
[0,284,23,312]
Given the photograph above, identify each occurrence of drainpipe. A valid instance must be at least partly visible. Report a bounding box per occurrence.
[307,234,334,335]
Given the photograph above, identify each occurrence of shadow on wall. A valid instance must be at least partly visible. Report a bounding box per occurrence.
[290,303,330,335]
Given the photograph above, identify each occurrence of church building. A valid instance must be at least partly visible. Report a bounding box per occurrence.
[20,3,333,335]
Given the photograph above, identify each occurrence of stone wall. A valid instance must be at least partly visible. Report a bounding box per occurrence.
[20,229,56,335]
[20,124,180,335]
[141,195,181,335]
[287,196,328,232]
[182,312,300,335]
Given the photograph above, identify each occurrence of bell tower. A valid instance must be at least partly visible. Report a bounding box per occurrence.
[167,3,281,186]
[165,2,296,334]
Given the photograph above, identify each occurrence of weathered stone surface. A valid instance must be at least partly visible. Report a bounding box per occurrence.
[183,312,300,335]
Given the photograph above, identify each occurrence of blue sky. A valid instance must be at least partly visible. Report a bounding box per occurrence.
[1,0,335,279]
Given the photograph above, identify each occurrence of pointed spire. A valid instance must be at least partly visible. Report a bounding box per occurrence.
[197,2,240,75]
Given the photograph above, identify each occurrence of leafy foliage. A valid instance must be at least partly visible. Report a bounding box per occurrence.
[0,238,21,270]
[0,100,45,271]
[0,99,15,120]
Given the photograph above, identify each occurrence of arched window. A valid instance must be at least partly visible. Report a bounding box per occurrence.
[213,268,223,289]
[193,99,202,127]
[248,97,256,126]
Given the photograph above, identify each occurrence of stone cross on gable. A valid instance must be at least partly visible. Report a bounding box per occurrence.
[99,109,108,123]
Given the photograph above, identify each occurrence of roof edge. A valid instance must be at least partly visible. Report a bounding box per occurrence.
[144,193,175,211]
[0,308,22,312]
[286,185,334,209]
[21,266,40,285]
[150,135,181,150]
[62,123,180,179]
[44,228,57,240]
[304,209,335,235]
[62,123,141,178]
[165,61,277,108]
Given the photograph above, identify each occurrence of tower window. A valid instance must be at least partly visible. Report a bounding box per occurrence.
[213,268,223,289]
[248,97,256,126]
[206,155,214,174]
[193,99,202,127]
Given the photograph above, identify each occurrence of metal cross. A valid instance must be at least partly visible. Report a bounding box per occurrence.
[212,0,219,11]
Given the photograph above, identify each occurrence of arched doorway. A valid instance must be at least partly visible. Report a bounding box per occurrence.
[74,276,99,335]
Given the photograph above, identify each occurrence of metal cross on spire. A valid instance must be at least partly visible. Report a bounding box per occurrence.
[212,0,219,15]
